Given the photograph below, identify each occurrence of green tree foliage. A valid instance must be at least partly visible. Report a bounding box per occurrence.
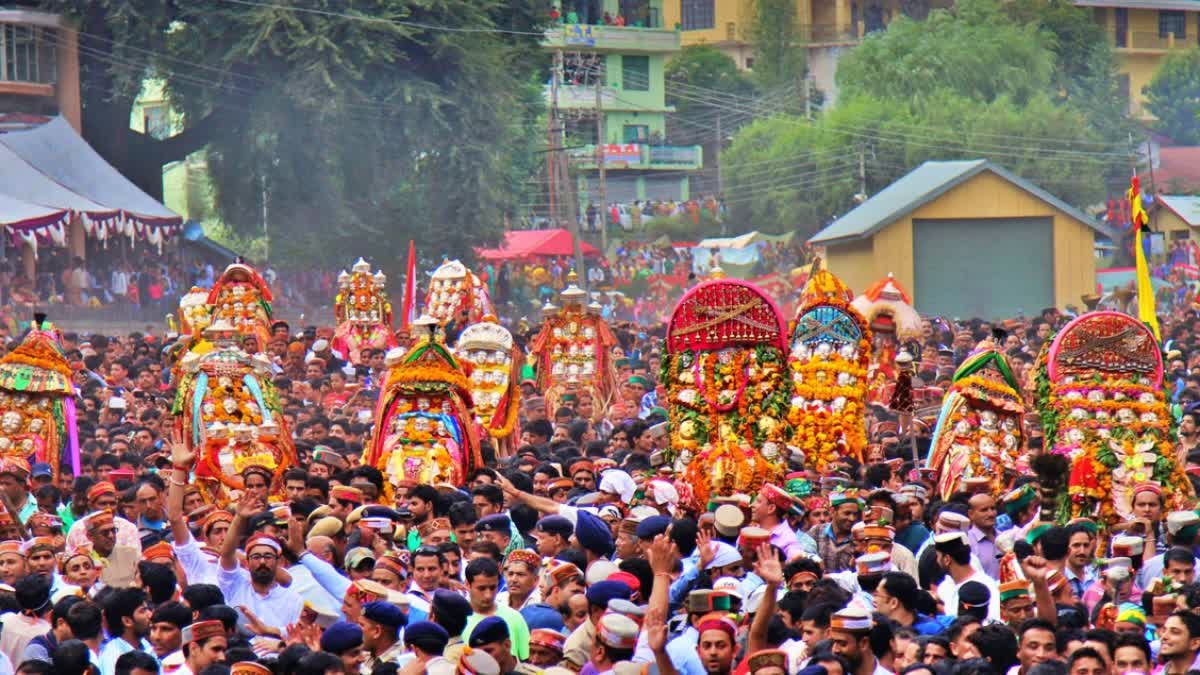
[837,0,1054,106]
[39,0,548,265]
[751,0,806,91]
[723,0,1121,235]
[1144,49,1200,144]
[665,45,757,118]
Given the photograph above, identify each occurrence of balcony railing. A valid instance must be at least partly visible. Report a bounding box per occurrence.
[568,143,703,170]
[543,23,680,51]
[1115,30,1192,51]
[720,21,863,45]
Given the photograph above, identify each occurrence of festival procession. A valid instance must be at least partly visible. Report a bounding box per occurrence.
[7,0,1200,674]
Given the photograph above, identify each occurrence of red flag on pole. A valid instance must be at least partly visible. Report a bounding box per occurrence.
[400,240,416,329]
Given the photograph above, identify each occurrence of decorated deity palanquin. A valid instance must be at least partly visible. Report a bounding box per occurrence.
[456,319,522,453]
[207,263,274,351]
[0,318,78,480]
[367,324,482,494]
[787,269,872,472]
[333,258,397,366]
[927,348,1025,500]
[1036,311,1191,525]
[529,281,619,414]
[425,260,493,327]
[852,274,923,403]
[173,320,297,504]
[177,287,212,336]
[663,278,793,509]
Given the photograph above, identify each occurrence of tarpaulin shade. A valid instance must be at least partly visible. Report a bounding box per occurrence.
[0,117,181,227]
[475,229,600,261]
[0,194,69,233]
[0,144,118,221]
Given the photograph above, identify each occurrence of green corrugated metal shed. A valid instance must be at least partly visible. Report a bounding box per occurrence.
[808,159,1117,245]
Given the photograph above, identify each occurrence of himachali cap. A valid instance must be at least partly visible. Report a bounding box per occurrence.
[330,486,364,504]
[933,531,969,553]
[1003,485,1036,515]
[0,458,29,480]
[585,560,619,586]
[417,517,452,539]
[142,541,175,563]
[830,608,873,633]
[864,506,894,526]
[570,460,595,476]
[936,511,970,532]
[1132,483,1163,499]
[607,572,641,597]
[821,475,853,491]
[739,526,770,547]
[597,612,640,649]
[182,619,226,643]
[748,649,789,673]
[529,628,566,654]
[706,541,743,570]
[760,484,799,512]
[687,589,715,614]
[314,447,349,470]
[86,510,115,532]
[963,477,991,494]
[1111,535,1145,557]
[1167,511,1200,535]
[459,649,501,675]
[231,664,272,675]
[22,537,57,555]
[1026,523,1054,545]
[607,598,646,623]
[1103,558,1132,582]
[713,576,743,600]
[1068,517,1100,535]
[375,552,408,580]
[546,560,583,586]
[856,551,891,575]
[862,525,895,542]
[505,549,541,570]
[697,613,738,641]
[0,541,23,557]
[244,533,282,555]
[999,580,1031,602]
[618,518,640,536]
[714,504,745,537]
[87,482,117,503]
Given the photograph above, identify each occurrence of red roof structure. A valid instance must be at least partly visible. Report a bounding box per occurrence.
[475,229,600,261]
[1143,147,1200,192]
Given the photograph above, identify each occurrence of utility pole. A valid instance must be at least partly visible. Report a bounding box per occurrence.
[548,50,562,227]
[260,173,269,262]
[716,112,726,235]
[594,65,608,257]
[858,147,866,199]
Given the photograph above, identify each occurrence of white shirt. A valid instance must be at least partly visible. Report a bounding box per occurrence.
[217,565,304,634]
[288,564,342,619]
[937,569,1001,622]
[173,533,219,586]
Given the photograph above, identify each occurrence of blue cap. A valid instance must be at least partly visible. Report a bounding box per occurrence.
[476,513,511,533]
[404,620,450,654]
[468,615,510,647]
[585,580,632,608]
[362,601,408,629]
[635,515,672,540]
[30,463,52,479]
[521,603,566,631]
[319,621,363,653]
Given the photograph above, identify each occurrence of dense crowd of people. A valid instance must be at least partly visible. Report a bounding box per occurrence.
[5,239,1200,675]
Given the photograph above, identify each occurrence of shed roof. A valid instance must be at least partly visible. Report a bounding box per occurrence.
[1158,195,1200,226]
[808,159,1115,245]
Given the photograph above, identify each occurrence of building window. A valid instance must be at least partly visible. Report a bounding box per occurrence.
[143,106,171,140]
[1159,10,1185,39]
[681,0,714,30]
[623,125,649,142]
[745,57,755,69]
[622,55,649,91]
[0,24,56,84]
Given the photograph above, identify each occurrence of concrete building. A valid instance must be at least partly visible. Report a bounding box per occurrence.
[809,159,1115,318]
[0,6,80,132]
[1075,0,1200,120]
[662,0,950,104]
[544,1,703,203]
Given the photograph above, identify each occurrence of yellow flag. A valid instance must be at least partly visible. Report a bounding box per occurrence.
[1128,176,1160,341]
